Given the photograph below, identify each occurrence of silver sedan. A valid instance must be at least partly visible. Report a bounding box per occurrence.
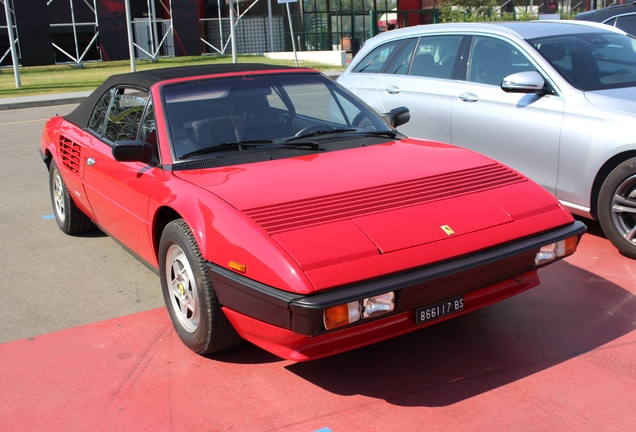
[338,20,636,258]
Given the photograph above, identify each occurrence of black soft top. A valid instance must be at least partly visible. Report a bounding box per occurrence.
[64,63,300,128]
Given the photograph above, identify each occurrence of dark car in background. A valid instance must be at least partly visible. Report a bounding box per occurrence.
[577,2,636,35]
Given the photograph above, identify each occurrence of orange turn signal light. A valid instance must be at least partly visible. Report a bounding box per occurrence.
[562,235,579,257]
[228,260,247,273]
[323,302,360,330]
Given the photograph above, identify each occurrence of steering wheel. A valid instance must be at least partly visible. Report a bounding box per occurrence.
[294,124,334,137]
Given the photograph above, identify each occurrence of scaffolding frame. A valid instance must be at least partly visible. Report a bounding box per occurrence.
[2,0,600,75]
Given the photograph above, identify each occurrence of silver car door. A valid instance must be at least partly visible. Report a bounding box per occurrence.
[338,39,406,114]
[377,35,463,144]
[450,35,564,195]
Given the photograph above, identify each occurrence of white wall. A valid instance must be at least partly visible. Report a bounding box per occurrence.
[264,51,347,67]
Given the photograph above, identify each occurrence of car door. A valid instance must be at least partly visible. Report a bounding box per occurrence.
[337,38,406,115]
[450,35,564,195]
[82,87,159,265]
[376,34,463,143]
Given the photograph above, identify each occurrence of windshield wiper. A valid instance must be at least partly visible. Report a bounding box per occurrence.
[357,130,398,138]
[285,128,356,142]
[178,140,273,160]
[178,140,320,160]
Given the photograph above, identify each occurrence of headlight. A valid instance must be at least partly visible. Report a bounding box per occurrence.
[323,292,395,330]
[361,292,395,318]
[534,235,579,266]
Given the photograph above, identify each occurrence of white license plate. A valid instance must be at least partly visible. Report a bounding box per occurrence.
[416,296,464,325]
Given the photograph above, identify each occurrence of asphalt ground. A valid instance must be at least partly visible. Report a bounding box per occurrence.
[0,104,163,344]
[1,103,635,431]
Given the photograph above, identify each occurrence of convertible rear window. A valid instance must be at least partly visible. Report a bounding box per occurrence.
[530,32,636,90]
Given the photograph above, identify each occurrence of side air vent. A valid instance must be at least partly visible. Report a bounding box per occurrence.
[244,164,525,235]
[58,136,83,175]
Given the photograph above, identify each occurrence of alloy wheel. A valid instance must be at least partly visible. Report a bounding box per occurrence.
[166,244,200,333]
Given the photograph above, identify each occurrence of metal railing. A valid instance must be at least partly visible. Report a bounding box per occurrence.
[2,1,597,71]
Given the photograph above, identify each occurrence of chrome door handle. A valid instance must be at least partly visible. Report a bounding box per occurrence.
[385,86,400,95]
[86,157,95,166]
[458,93,479,103]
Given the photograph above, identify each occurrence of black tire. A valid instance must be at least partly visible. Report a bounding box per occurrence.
[159,219,242,355]
[48,160,94,235]
[598,157,636,259]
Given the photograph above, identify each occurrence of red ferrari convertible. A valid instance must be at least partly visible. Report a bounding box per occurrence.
[40,64,585,361]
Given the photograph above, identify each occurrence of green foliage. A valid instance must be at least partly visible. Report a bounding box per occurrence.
[561,10,583,20]
[0,55,343,98]
[438,0,534,22]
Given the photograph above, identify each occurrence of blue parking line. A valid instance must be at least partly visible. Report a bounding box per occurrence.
[42,214,55,220]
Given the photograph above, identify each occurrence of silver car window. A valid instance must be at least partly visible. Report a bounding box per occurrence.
[468,36,538,86]
[351,39,403,73]
[386,38,418,75]
[531,32,636,90]
[410,35,462,79]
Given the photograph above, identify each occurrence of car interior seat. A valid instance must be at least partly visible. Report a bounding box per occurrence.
[242,109,288,141]
[191,116,244,146]
[410,53,435,77]
[470,42,500,85]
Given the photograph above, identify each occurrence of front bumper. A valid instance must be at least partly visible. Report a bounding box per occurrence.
[209,220,586,360]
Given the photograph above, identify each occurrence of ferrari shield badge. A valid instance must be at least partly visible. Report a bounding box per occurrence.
[441,225,455,235]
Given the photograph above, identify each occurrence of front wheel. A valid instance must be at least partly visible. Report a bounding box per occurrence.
[48,160,93,235]
[159,219,242,354]
[598,157,636,259]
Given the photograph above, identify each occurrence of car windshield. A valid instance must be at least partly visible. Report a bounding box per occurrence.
[530,32,636,91]
[162,73,394,161]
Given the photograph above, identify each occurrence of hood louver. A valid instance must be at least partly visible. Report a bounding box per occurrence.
[244,163,525,235]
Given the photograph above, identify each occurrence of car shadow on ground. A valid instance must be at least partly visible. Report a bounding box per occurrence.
[575,216,604,238]
[275,260,636,406]
[75,226,108,238]
[207,341,283,364]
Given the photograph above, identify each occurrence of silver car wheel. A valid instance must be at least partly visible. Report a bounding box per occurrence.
[53,169,66,223]
[166,244,200,333]
[159,219,242,354]
[611,174,636,244]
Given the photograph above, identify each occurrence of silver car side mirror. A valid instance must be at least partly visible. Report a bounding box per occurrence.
[501,71,549,94]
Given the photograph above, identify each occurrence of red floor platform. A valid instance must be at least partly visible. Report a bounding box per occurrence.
[1,227,635,431]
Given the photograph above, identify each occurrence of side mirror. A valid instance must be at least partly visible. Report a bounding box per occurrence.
[381,106,410,128]
[501,71,551,94]
[112,140,159,165]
